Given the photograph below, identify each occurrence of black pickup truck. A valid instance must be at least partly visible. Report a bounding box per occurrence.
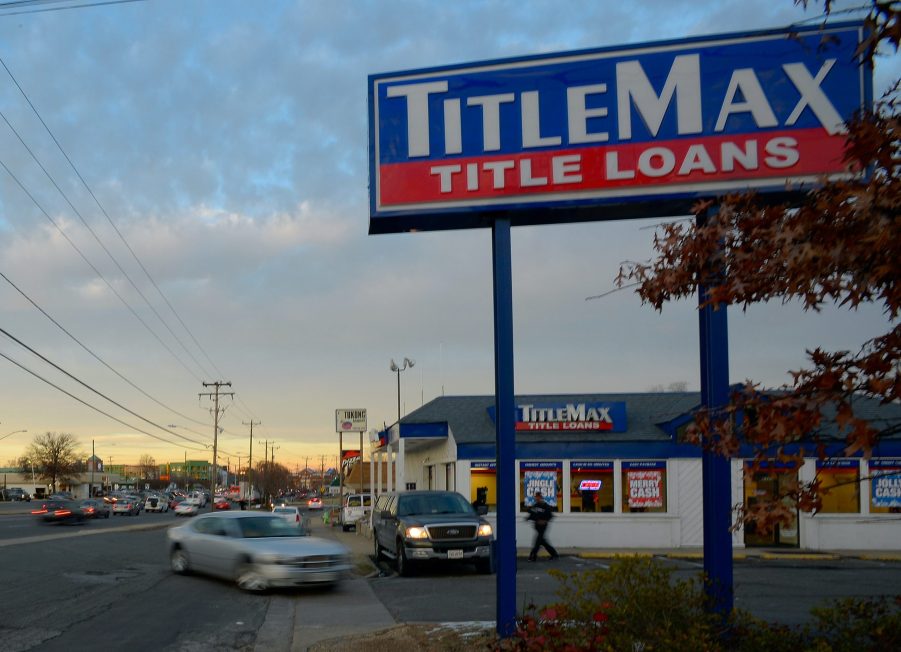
[371,490,494,576]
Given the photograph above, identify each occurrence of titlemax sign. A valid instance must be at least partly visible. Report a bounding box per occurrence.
[515,402,627,432]
[368,23,868,232]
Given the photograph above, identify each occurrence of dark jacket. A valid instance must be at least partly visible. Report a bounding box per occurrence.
[527,501,555,527]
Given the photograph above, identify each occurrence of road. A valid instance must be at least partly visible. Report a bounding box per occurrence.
[1,500,900,650]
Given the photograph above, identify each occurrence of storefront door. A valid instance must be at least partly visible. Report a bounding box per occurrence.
[743,468,800,547]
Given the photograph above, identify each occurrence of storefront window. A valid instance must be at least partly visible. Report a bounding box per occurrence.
[469,462,496,512]
[869,459,901,514]
[621,461,666,513]
[520,462,562,512]
[570,461,614,513]
[743,461,800,547]
[816,460,859,513]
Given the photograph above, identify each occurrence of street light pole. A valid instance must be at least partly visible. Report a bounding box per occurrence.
[390,357,415,425]
[0,428,27,443]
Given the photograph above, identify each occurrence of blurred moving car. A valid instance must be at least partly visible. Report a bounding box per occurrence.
[307,496,322,511]
[213,497,231,511]
[31,499,87,524]
[174,498,200,517]
[112,496,142,516]
[168,495,185,510]
[272,505,302,526]
[167,512,350,592]
[80,499,111,519]
[144,494,169,513]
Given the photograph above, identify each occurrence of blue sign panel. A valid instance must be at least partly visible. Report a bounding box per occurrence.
[369,23,869,233]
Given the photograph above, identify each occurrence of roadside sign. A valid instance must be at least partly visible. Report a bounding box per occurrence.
[369,23,869,234]
[335,408,367,433]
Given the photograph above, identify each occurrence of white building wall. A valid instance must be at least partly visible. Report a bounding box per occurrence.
[413,452,900,551]
[675,459,704,547]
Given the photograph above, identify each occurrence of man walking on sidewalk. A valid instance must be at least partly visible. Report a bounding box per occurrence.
[526,491,559,561]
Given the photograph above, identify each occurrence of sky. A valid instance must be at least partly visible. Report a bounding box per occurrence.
[0,0,897,473]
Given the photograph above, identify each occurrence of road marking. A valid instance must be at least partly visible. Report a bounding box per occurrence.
[0,521,172,547]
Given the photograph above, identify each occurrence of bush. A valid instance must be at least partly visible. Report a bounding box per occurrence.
[497,557,900,652]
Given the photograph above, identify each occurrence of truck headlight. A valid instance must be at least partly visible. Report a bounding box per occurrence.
[478,523,493,537]
[405,526,429,539]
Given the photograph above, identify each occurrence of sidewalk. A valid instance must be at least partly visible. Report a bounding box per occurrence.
[253,517,395,652]
[258,515,901,651]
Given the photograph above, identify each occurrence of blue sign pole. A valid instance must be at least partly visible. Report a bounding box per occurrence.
[697,210,734,616]
[492,217,517,637]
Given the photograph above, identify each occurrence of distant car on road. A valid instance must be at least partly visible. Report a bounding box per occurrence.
[31,499,87,524]
[167,511,350,592]
[80,499,111,519]
[112,496,141,516]
[2,487,30,502]
[371,490,494,576]
[174,499,200,517]
[272,505,303,527]
[144,494,169,513]
[213,497,231,511]
[307,496,322,511]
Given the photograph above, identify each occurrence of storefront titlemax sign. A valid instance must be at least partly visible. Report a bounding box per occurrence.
[515,402,627,432]
[369,23,868,233]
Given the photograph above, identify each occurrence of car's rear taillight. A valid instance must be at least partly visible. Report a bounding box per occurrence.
[55,510,71,516]
[31,509,47,515]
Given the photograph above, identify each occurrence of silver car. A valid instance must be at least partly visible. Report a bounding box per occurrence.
[167,511,351,592]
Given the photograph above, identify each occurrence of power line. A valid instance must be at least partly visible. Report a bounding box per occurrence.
[0,323,211,448]
[0,0,147,17]
[0,53,266,429]
[0,155,204,383]
[0,349,209,452]
[0,269,214,431]
[0,106,216,381]
[0,55,226,382]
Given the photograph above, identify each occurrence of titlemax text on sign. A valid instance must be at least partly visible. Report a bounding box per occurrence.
[369,24,868,228]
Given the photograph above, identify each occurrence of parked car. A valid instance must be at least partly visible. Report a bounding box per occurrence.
[371,490,494,576]
[174,498,200,517]
[341,493,372,531]
[31,499,87,524]
[307,496,323,511]
[112,496,142,516]
[2,487,30,502]
[144,494,169,513]
[272,505,303,527]
[80,499,111,519]
[167,511,350,592]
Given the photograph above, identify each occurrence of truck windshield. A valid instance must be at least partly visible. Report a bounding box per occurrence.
[397,493,473,517]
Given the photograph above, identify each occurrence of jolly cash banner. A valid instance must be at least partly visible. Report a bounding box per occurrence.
[871,460,901,508]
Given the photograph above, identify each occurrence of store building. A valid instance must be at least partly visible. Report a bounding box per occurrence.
[371,392,901,551]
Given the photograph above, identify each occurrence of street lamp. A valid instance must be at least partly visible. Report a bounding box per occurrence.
[0,428,27,443]
[390,357,415,426]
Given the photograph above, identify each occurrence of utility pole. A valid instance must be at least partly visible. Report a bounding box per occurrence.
[259,439,268,506]
[271,444,278,501]
[200,381,233,511]
[243,420,260,501]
